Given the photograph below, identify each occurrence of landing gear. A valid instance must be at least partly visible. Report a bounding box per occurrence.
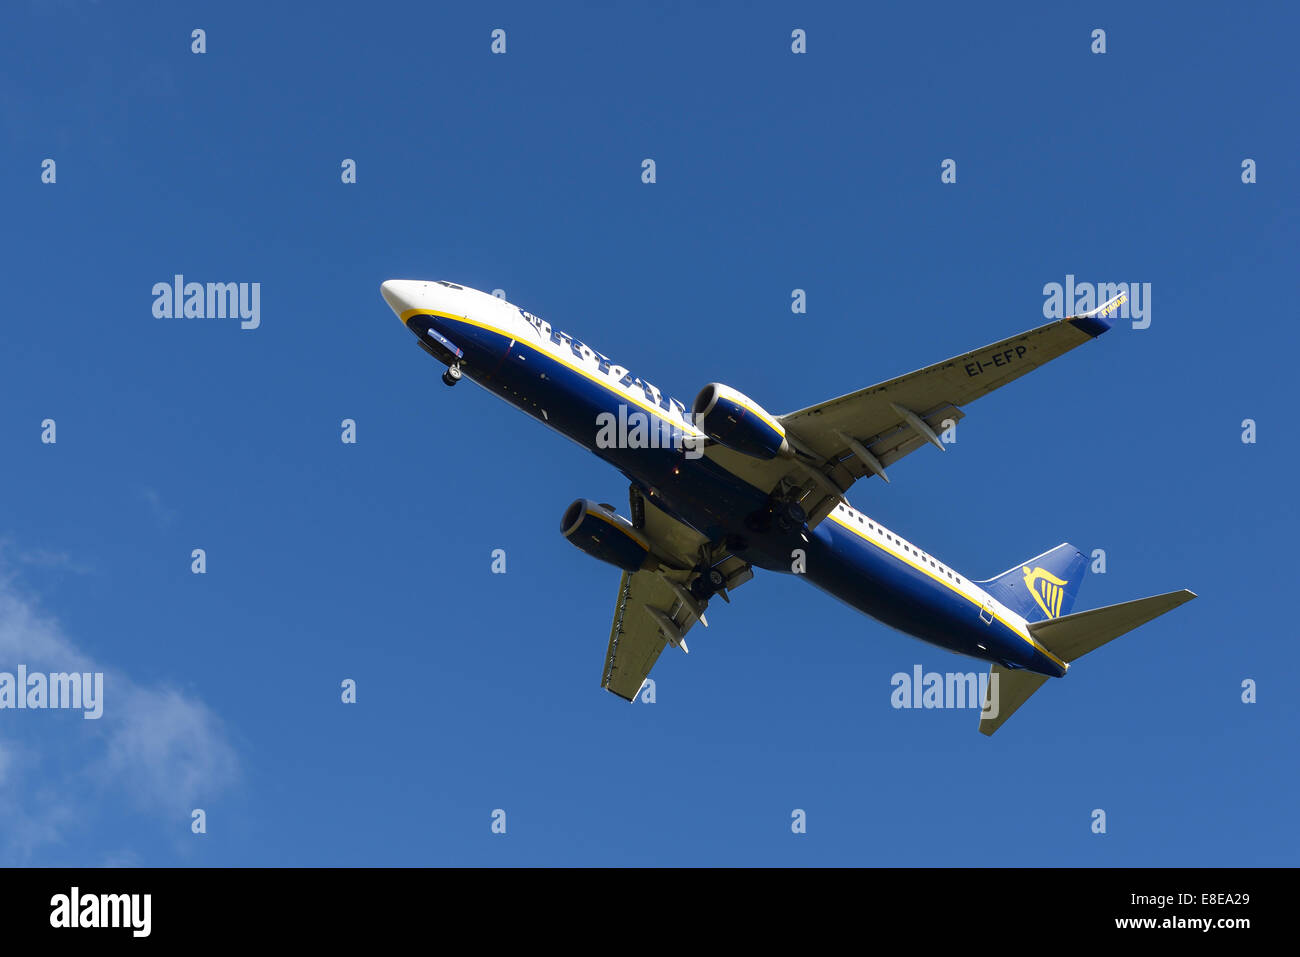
[744,496,807,534]
[776,500,806,532]
[442,363,463,387]
[689,566,727,601]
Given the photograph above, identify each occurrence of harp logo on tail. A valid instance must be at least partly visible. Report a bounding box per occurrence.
[1022,566,1068,619]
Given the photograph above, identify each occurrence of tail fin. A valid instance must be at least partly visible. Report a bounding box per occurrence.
[977,543,1087,623]
[979,589,1197,735]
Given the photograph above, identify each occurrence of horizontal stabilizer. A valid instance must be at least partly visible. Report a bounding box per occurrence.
[979,666,1050,736]
[980,588,1196,735]
[1027,589,1197,663]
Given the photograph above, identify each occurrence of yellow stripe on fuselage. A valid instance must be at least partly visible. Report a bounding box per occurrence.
[400,308,704,437]
[825,511,1068,671]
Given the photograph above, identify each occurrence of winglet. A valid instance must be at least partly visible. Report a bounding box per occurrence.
[1068,292,1127,338]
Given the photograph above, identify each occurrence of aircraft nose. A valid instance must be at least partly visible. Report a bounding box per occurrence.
[381,279,424,317]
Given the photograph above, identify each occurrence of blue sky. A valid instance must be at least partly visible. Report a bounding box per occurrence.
[1,1,1295,865]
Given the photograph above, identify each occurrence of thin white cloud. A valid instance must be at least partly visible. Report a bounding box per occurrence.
[0,569,238,862]
[97,686,238,813]
[0,538,93,576]
[17,548,93,575]
[138,487,177,527]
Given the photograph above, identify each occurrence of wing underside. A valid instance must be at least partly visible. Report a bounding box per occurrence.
[704,297,1124,528]
[600,487,753,700]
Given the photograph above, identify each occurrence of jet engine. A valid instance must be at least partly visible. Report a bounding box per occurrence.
[692,383,790,459]
[561,499,651,571]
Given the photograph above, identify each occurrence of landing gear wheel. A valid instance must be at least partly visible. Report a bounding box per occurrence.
[776,500,806,532]
[442,364,463,387]
[690,567,727,601]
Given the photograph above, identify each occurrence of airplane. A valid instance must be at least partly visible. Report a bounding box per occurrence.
[380,279,1195,734]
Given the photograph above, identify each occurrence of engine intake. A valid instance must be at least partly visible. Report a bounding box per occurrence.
[692,383,789,459]
[561,499,651,571]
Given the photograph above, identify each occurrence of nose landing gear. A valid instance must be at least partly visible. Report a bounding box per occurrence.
[442,363,463,387]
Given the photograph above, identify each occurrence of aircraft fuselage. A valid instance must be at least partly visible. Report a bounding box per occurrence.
[380,279,1068,678]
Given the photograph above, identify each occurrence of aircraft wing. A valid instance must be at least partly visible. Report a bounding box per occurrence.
[632,485,711,569]
[601,488,753,700]
[704,294,1126,528]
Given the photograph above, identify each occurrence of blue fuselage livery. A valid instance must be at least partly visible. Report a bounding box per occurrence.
[381,278,1195,732]
[381,279,1071,674]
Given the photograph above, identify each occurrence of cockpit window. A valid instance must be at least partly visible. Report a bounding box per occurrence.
[435,281,464,290]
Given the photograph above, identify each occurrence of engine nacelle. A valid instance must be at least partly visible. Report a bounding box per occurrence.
[692,383,789,460]
[561,499,651,572]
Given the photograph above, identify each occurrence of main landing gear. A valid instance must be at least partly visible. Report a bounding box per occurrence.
[743,496,807,534]
[442,363,463,387]
[775,500,806,532]
[689,565,727,601]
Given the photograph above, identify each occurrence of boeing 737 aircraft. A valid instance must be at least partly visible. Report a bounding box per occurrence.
[381,279,1195,733]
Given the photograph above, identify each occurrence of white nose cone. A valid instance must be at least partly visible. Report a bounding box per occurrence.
[380,279,421,316]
